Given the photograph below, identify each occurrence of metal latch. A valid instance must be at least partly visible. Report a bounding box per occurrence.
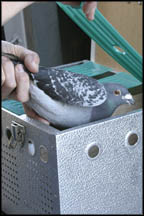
[6,121,25,149]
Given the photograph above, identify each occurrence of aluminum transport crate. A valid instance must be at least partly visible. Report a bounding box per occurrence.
[2,60,142,214]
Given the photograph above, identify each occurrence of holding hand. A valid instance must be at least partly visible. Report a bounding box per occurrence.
[2,40,39,101]
[2,41,49,124]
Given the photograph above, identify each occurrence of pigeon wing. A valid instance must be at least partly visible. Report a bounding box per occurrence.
[33,66,107,107]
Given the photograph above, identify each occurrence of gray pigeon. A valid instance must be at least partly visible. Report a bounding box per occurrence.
[2,53,135,129]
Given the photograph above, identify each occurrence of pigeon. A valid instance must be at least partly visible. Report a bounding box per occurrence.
[2,52,135,129]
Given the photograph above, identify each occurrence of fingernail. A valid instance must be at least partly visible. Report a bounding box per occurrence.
[28,55,39,71]
[31,61,38,71]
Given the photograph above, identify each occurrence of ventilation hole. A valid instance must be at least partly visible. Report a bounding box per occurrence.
[126,132,139,147]
[22,160,55,214]
[2,146,20,205]
[86,144,99,159]
[2,149,17,160]
[128,133,138,146]
[28,140,35,156]
[2,186,19,204]
[5,127,12,140]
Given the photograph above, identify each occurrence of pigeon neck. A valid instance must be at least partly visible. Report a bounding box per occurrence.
[102,98,116,116]
[106,98,118,113]
[91,99,115,122]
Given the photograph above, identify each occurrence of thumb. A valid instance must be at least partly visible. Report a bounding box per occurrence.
[2,40,40,73]
[14,44,40,73]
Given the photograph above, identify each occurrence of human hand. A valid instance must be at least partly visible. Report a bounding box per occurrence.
[2,40,50,125]
[2,40,39,101]
[61,1,97,21]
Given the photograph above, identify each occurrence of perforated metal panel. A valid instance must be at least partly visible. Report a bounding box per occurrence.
[2,144,20,207]
[21,159,55,214]
[2,110,60,215]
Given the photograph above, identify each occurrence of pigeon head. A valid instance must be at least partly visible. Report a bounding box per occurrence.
[103,83,135,106]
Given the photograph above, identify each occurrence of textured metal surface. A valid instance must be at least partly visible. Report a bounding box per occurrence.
[56,110,142,214]
[2,109,60,215]
[4,11,27,48]
[2,108,142,214]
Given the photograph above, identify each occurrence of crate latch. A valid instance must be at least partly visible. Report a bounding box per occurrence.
[6,121,26,149]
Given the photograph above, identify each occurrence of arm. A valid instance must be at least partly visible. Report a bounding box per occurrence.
[2,2,34,25]
[2,1,97,25]
[2,41,50,124]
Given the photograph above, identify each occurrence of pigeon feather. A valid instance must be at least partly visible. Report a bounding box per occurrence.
[34,66,107,107]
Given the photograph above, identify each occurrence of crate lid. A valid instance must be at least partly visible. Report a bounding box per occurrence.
[57,2,142,82]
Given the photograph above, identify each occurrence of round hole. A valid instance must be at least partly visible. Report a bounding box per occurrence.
[5,128,12,140]
[128,133,138,146]
[28,140,35,156]
[87,144,99,158]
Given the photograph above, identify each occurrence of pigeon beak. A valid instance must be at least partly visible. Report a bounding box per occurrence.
[122,93,135,105]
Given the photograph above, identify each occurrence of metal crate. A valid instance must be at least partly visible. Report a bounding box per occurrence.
[2,60,142,214]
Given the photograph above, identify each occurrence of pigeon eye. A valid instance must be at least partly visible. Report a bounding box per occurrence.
[114,89,121,96]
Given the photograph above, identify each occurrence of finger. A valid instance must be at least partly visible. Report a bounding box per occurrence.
[2,40,40,73]
[14,44,40,73]
[86,7,96,21]
[82,2,97,20]
[2,56,17,99]
[14,64,30,102]
[23,104,50,125]
[83,2,97,14]
[24,53,40,73]
[1,67,5,86]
